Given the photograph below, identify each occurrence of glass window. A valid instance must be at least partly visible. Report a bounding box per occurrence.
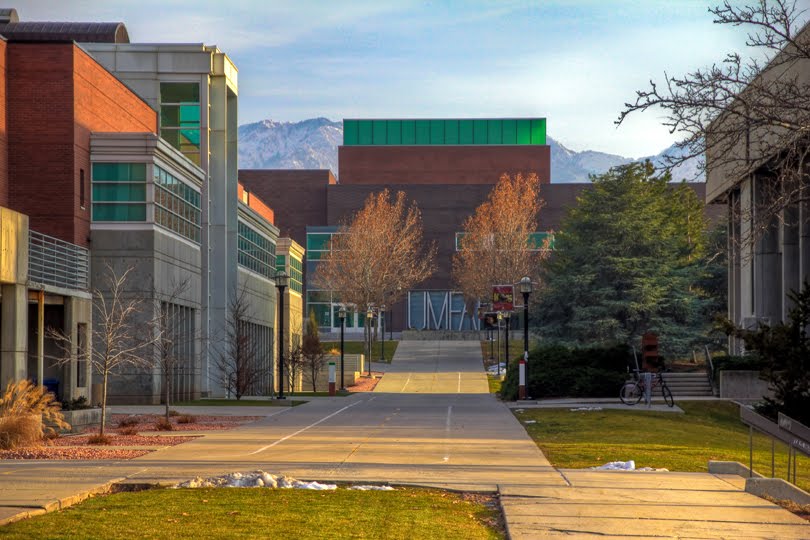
[153,165,201,243]
[306,233,332,251]
[160,82,201,165]
[91,162,147,222]
[238,220,276,278]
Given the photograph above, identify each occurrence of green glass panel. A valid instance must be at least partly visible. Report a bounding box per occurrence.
[276,254,285,267]
[502,119,517,144]
[530,119,546,144]
[160,82,199,103]
[92,163,145,182]
[401,120,416,144]
[306,233,332,251]
[516,119,531,144]
[444,120,459,144]
[473,120,488,144]
[344,120,358,145]
[307,251,322,260]
[487,120,502,144]
[415,120,430,144]
[459,120,473,144]
[386,120,401,145]
[307,290,332,304]
[310,304,331,327]
[429,120,444,144]
[92,183,145,202]
[372,120,387,145]
[160,105,200,128]
[358,120,373,144]
[92,203,145,222]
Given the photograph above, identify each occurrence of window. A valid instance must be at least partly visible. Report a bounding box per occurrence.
[160,82,201,166]
[79,169,85,209]
[238,221,276,278]
[91,163,147,222]
[154,165,201,243]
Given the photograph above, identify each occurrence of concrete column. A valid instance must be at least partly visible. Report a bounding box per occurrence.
[800,191,810,289]
[753,175,781,324]
[780,202,800,320]
[739,177,754,321]
[1,283,28,386]
[36,289,44,387]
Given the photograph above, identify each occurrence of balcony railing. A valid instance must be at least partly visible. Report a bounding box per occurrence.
[28,230,90,291]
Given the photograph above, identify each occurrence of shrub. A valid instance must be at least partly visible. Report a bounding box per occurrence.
[168,410,180,417]
[500,344,632,401]
[176,414,196,424]
[88,433,111,445]
[118,416,140,427]
[118,426,138,436]
[0,379,70,449]
[155,418,173,431]
[61,396,92,411]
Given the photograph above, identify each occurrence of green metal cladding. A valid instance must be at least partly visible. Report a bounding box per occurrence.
[343,118,547,146]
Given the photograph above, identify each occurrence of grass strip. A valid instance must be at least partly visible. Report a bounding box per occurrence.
[0,487,503,539]
[515,401,810,491]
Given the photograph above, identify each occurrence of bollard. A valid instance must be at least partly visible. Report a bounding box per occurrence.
[518,358,526,400]
[328,362,336,396]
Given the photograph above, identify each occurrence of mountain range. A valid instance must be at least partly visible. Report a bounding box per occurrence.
[237,117,704,183]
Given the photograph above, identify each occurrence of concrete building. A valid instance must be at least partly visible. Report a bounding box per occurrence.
[705,22,810,347]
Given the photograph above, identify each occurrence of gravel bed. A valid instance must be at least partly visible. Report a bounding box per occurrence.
[347,372,384,392]
[0,447,150,460]
[53,434,200,447]
[104,414,263,433]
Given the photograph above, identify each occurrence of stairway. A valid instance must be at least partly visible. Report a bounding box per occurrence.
[662,372,715,397]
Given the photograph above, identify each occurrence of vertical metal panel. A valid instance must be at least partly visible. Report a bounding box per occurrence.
[516,119,531,144]
[343,120,358,145]
[358,120,373,144]
[502,119,517,144]
[487,119,502,144]
[530,118,546,144]
[386,120,401,145]
[415,120,430,144]
[459,120,474,144]
[444,120,459,144]
[401,120,416,144]
[473,119,488,144]
[372,120,387,145]
[429,119,444,144]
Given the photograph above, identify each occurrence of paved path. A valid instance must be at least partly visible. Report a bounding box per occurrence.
[1,340,808,538]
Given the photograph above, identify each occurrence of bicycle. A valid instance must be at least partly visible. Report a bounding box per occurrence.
[619,369,674,407]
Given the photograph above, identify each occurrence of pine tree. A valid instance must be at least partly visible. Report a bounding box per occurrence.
[535,162,715,356]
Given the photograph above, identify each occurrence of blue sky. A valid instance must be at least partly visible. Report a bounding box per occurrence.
[16,0,810,156]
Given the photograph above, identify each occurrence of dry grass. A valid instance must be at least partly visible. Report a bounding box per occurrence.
[155,418,173,431]
[118,426,139,436]
[176,414,196,424]
[168,410,180,417]
[118,416,140,428]
[0,379,70,449]
[87,433,111,445]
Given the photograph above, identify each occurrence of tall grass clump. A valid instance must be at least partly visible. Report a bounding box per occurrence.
[0,379,70,449]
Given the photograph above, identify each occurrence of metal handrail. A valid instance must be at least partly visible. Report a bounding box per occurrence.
[28,230,90,290]
[704,345,717,396]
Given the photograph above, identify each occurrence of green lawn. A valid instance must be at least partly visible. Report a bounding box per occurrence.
[323,340,399,363]
[515,401,810,491]
[174,399,307,407]
[0,487,502,540]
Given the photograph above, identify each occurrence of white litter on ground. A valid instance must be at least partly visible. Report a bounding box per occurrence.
[591,460,668,472]
[514,409,525,413]
[569,407,603,412]
[523,420,537,424]
[350,485,395,491]
[486,363,507,375]
[174,471,337,490]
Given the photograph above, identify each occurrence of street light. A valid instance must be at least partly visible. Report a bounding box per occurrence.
[519,276,533,362]
[504,311,511,372]
[337,305,347,391]
[497,311,503,376]
[366,306,374,377]
[380,304,386,364]
[275,270,289,399]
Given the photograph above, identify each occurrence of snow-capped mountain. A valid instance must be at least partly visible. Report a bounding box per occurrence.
[237,118,704,183]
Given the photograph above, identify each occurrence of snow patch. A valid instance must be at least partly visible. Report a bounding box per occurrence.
[486,363,507,375]
[174,471,336,490]
[591,460,668,472]
[569,407,603,412]
[350,485,395,491]
[523,420,537,424]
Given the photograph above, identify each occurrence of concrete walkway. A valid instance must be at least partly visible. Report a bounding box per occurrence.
[1,341,808,538]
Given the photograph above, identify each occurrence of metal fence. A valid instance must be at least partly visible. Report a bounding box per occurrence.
[28,230,90,290]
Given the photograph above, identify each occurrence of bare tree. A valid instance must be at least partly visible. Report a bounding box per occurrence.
[301,310,325,392]
[284,344,306,394]
[617,0,810,245]
[315,189,436,358]
[50,265,158,436]
[151,278,198,422]
[213,289,265,400]
[453,173,547,305]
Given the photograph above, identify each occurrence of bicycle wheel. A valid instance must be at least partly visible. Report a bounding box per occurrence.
[662,384,674,407]
[620,382,642,405]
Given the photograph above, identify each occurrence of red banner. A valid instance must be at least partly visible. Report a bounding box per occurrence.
[492,285,514,311]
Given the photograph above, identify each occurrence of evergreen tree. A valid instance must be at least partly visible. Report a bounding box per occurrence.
[534,162,715,356]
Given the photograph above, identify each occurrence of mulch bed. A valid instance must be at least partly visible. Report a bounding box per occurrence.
[347,372,384,392]
[0,447,150,460]
[53,434,199,447]
[103,414,263,433]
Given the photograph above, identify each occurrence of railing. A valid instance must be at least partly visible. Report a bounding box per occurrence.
[28,230,90,291]
[703,345,717,396]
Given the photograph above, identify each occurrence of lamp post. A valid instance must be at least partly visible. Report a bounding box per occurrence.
[519,276,533,361]
[497,311,503,376]
[366,306,374,377]
[504,311,511,372]
[380,304,386,363]
[338,305,347,391]
[275,271,289,399]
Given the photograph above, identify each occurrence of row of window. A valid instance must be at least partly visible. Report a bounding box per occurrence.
[275,255,304,294]
[154,166,201,243]
[238,220,276,278]
[160,82,201,166]
[343,118,547,146]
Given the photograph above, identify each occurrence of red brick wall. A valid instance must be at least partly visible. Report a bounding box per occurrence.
[0,40,8,208]
[7,43,157,246]
[339,145,551,185]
